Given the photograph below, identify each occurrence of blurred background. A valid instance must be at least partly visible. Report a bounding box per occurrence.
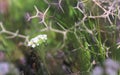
[0,0,120,75]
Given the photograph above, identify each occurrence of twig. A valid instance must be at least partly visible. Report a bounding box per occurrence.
[0,22,29,45]
[27,5,50,28]
[44,0,64,13]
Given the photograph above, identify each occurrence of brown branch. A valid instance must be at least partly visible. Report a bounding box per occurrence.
[0,22,29,45]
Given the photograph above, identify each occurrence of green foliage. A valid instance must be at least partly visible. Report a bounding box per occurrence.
[0,0,119,75]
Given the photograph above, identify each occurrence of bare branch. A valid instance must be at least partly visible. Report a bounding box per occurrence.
[27,5,50,28]
[0,22,6,32]
[0,22,29,45]
[6,30,19,38]
[74,1,85,14]
[44,0,64,13]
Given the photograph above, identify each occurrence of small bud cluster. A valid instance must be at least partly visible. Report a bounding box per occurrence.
[27,34,47,48]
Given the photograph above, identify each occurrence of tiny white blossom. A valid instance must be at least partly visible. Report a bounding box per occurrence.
[31,44,36,48]
[27,34,47,48]
[36,43,39,46]
[31,37,39,43]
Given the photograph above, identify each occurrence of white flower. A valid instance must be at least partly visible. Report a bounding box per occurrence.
[27,34,47,48]
[31,44,36,48]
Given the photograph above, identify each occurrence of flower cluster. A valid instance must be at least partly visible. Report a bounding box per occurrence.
[27,34,47,48]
